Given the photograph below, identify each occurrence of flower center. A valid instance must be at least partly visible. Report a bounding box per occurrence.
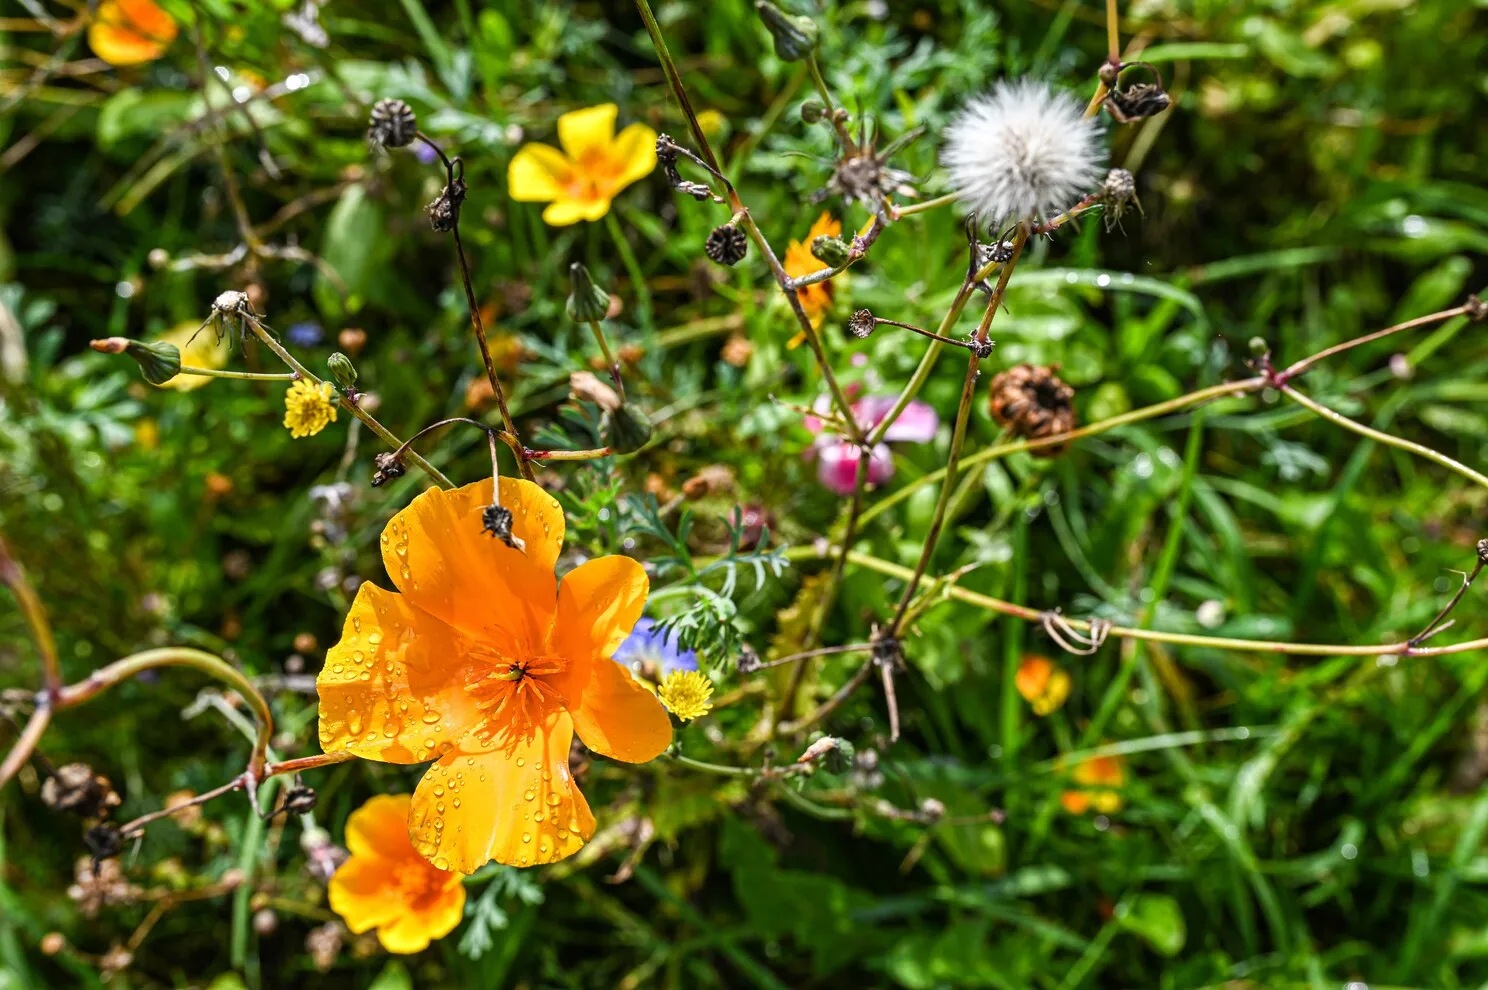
[463,649,567,749]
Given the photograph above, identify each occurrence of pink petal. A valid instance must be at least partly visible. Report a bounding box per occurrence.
[851,395,939,443]
[815,443,895,495]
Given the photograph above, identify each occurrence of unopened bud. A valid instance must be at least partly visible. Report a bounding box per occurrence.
[283,785,318,814]
[1248,337,1269,358]
[756,0,818,61]
[810,234,851,268]
[800,100,826,123]
[326,352,358,389]
[92,337,182,386]
[605,403,653,455]
[566,262,611,323]
[1478,538,1488,565]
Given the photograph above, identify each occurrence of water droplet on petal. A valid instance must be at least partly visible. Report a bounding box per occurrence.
[522,833,531,843]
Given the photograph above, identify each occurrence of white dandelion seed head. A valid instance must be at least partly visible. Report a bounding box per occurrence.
[941,78,1106,224]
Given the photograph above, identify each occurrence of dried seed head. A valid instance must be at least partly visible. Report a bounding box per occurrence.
[1467,294,1487,322]
[426,176,467,232]
[705,224,749,266]
[84,823,124,862]
[968,336,995,359]
[371,451,406,487]
[42,764,122,820]
[988,364,1076,454]
[736,643,763,673]
[1478,538,1488,564]
[368,98,417,149]
[1100,168,1140,228]
[1105,65,1171,124]
[481,504,525,551]
[847,308,877,339]
[919,797,946,821]
[283,785,318,814]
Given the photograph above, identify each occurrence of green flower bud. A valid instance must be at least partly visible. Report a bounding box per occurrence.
[800,100,826,123]
[824,737,855,774]
[327,352,358,389]
[1248,337,1269,358]
[756,0,818,61]
[566,262,611,323]
[604,403,653,455]
[810,234,851,268]
[126,339,183,386]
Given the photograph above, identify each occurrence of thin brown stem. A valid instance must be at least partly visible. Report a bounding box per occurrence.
[1277,304,1469,382]
[888,225,1030,633]
[587,319,625,400]
[1410,559,1485,647]
[0,704,51,789]
[265,751,356,777]
[779,659,876,735]
[755,643,874,671]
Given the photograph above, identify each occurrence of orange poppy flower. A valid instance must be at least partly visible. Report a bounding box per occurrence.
[1014,655,1071,716]
[1059,753,1126,815]
[328,794,465,953]
[783,212,842,332]
[88,0,178,67]
[316,478,672,873]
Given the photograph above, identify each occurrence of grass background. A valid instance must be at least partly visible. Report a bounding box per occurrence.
[3,0,1488,986]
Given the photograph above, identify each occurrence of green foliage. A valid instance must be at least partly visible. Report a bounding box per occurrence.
[2,0,1487,987]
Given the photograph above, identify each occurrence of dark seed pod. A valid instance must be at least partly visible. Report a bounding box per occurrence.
[704,225,748,266]
[846,309,877,340]
[282,785,318,815]
[85,823,124,862]
[988,364,1077,455]
[427,176,467,232]
[371,452,406,487]
[368,98,417,149]
[42,764,122,820]
[482,504,522,550]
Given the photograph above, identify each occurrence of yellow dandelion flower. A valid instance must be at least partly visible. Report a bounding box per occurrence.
[283,379,338,438]
[657,669,713,721]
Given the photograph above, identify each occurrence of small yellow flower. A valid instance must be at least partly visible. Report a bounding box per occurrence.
[657,669,713,721]
[1015,655,1071,716]
[328,794,465,953]
[154,321,230,392]
[696,109,727,138]
[508,104,657,226]
[283,379,338,438]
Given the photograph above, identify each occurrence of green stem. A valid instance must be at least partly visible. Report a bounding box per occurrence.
[586,318,624,399]
[1280,384,1488,491]
[231,775,282,969]
[604,211,652,332]
[177,367,298,381]
[864,282,980,446]
[894,192,959,217]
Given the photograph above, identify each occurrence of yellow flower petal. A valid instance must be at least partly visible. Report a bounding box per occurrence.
[89,0,177,67]
[155,320,229,392]
[508,143,575,203]
[542,197,613,226]
[606,122,659,192]
[556,104,619,163]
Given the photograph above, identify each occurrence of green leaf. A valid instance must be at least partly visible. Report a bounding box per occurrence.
[315,184,387,317]
[1116,893,1187,957]
[368,961,413,990]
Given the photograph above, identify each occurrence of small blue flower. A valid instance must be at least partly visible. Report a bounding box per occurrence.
[414,141,440,166]
[287,322,324,347]
[613,617,698,677]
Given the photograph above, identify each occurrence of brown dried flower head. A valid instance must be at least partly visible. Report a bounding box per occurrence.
[988,364,1076,454]
[41,764,121,820]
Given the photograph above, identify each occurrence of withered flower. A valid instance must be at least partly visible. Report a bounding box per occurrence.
[988,364,1077,453]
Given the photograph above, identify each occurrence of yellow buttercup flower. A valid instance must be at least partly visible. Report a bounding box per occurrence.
[1014,655,1071,716]
[657,669,713,721]
[508,104,657,226]
[283,379,338,438]
[1060,754,1126,815]
[328,794,465,953]
[155,321,230,393]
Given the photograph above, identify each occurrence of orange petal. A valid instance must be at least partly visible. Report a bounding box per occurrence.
[327,854,403,934]
[89,0,178,66]
[408,713,595,873]
[547,557,671,763]
[380,478,563,653]
[375,883,465,953]
[344,793,415,860]
[317,583,480,764]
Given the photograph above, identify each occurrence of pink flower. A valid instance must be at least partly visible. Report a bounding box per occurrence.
[805,395,939,495]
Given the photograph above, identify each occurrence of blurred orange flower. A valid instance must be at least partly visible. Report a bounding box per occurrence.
[327,794,465,953]
[783,212,841,334]
[1060,754,1126,815]
[508,104,657,226]
[1014,655,1071,716]
[89,0,178,66]
[316,478,672,873]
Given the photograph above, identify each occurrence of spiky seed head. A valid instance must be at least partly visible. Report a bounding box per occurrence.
[368,98,417,149]
[705,225,749,266]
[942,79,1106,223]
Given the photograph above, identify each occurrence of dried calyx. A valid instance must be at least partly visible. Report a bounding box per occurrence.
[427,161,467,232]
[846,308,877,339]
[42,764,122,820]
[988,364,1077,453]
[1100,168,1140,228]
[371,451,406,487]
[656,134,714,202]
[818,121,922,211]
[1099,62,1172,124]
